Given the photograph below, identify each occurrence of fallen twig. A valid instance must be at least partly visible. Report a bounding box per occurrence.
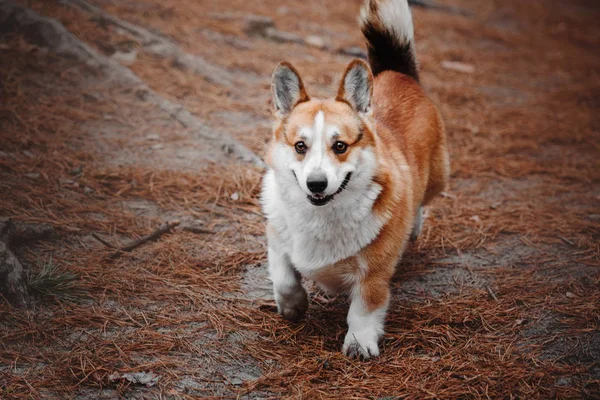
[93,220,180,257]
[120,220,180,252]
[557,236,574,246]
[486,286,498,302]
[181,225,214,235]
[91,232,118,249]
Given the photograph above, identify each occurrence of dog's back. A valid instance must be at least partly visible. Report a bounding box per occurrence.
[361,0,449,208]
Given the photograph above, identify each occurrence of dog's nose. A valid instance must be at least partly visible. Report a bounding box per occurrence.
[307,174,328,193]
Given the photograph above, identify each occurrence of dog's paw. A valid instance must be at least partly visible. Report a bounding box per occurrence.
[275,288,308,322]
[342,329,380,360]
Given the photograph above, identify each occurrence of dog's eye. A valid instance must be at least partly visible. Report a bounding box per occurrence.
[294,141,307,154]
[333,141,348,154]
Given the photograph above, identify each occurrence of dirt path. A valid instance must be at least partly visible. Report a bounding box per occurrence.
[1,0,599,399]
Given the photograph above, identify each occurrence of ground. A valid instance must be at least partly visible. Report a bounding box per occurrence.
[0,0,599,399]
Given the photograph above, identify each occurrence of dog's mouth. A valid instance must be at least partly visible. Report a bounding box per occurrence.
[307,173,352,206]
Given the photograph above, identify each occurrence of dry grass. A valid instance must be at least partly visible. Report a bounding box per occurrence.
[1,0,599,399]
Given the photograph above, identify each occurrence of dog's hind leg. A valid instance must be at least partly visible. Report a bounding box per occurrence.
[268,246,308,321]
[410,205,423,241]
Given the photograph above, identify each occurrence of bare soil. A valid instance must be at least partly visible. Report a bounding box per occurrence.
[1,0,599,399]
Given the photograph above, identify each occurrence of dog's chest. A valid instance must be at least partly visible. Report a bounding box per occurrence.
[264,173,386,272]
[285,207,382,271]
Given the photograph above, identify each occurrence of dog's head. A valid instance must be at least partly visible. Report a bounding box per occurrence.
[268,60,378,207]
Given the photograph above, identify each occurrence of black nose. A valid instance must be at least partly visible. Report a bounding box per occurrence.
[307,176,328,193]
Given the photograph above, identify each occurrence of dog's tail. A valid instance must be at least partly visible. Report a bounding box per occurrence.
[359,0,419,82]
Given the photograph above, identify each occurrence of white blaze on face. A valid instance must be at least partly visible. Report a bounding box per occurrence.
[301,110,326,180]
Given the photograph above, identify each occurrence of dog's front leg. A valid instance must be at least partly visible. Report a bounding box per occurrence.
[268,246,308,321]
[343,274,390,359]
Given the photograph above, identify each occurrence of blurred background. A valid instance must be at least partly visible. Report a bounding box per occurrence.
[0,0,598,398]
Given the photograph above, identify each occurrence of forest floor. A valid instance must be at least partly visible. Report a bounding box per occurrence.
[0,0,599,398]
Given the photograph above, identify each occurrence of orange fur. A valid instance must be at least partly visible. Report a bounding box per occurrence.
[350,70,448,312]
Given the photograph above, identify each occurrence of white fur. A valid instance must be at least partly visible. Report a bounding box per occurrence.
[262,147,386,273]
[343,264,389,358]
[262,108,391,356]
[359,0,415,46]
[268,246,298,299]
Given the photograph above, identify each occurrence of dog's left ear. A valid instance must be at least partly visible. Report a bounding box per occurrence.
[336,59,373,114]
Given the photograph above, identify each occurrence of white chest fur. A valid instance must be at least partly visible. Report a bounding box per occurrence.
[262,170,387,274]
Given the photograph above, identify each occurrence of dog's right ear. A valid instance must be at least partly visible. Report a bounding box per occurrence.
[271,62,310,118]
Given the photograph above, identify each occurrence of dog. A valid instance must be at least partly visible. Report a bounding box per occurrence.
[261,0,449,359]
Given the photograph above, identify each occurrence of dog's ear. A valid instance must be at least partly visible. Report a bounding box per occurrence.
[272,62,310,118]
[336,59,373,114]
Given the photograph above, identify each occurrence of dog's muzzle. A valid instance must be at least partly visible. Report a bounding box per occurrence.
[307,173,352,206]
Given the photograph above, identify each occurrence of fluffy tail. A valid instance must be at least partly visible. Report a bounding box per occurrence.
[359,0,419,82]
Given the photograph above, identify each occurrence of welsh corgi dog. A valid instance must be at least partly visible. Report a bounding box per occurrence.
[261,0,449,359]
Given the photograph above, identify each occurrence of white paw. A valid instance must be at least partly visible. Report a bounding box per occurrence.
[342,328,380,360]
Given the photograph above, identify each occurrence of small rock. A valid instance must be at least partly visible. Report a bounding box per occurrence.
[150,143,164,150]
[265,27,303,44]
[146,134,160,141]
[83,187,94,195]
[565,292,575,298]
[109,371,159,387]
[25,172,40,179]
[555,376,572,386]
[69,165,83,176]
[230,192,240,201]
[222,143,234,155]
[470,215,482,224]
[515,319,525,325]
[61,179,79,188]
[466,123,480,135]
[111,49,138,65]
[305,35,326,49]
[245,16,275,36]
[136,89,149,101]
[337,46,367,58]
[22,150,34,158]
[229,377,243,386]
[82,93,100,103]
[441,61,475,74]
[490,201,502,209]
